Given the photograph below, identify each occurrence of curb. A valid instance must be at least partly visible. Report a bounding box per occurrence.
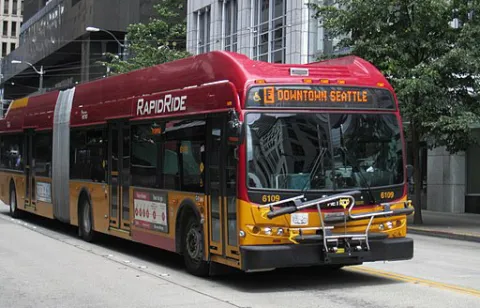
[408,227,480,243]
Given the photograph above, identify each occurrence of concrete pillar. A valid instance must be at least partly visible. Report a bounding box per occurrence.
[427,146,466,213]
[286,0,300,64]
[210,1,222,51]
[237,0,253,58]
[81,36,91,82]
[186,5,196,54]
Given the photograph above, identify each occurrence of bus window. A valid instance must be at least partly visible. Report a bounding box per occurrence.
[163,142,179,190]
[180,140,204,193]
[131,124,162,188]
[164,119,206,193]
[0,134,24,171]
[34,133,52,177]
[70,129,106,182]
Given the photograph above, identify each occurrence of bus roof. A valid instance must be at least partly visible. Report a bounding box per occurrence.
[0,51,394,133]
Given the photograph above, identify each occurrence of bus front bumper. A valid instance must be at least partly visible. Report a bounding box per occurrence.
[240,237,413,272]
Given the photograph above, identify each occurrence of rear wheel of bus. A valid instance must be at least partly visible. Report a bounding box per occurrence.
[183,216,209,276]
[79,198,95,242]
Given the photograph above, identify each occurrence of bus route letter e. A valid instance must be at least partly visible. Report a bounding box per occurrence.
[136,94,187,116]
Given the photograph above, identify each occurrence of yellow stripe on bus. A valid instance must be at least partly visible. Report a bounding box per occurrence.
[9,97,29,109]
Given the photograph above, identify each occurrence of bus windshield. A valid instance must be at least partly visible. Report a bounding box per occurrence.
[246,113,404,191]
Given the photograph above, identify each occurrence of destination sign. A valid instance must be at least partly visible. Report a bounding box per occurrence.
[246,85,395,110]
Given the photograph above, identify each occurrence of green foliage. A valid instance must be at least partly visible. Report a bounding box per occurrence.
[309,0,480,153]
[103,0,191,74]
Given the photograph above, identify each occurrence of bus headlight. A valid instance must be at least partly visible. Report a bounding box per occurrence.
[277,228,284,235]
[239,230,246,237]
[264,227,272,235]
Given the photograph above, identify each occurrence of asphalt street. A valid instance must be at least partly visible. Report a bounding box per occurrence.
[0,204,479,308]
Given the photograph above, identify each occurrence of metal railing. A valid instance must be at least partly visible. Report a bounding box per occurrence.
[263,191,414,259]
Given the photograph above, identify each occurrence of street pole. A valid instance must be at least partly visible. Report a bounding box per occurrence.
[39,65,44,93]
[11,60,45,94]
[86,27,126,60]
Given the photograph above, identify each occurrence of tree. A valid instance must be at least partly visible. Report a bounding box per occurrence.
[104,0,191,74]
[309,0,480,224]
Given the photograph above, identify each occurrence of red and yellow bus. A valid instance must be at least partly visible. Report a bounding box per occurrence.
[0,51,414,276]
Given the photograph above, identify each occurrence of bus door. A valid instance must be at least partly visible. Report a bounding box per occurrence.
[24,129,35,211]
[206,114,240,260]
[108,121,131,231]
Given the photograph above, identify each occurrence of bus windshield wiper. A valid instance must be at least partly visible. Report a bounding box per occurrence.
[300,147,327,193]
[300,124,327,193]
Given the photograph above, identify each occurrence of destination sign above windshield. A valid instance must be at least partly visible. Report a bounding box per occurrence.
[246,85,395,110]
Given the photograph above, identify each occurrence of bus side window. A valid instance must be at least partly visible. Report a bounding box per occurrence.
[33,133,52,178]
[163,119,206,193]
[0,134,23,171]
[180,140,204,193]
[70,129,106,182]
[163,143,179,190]
[131,124,162,189]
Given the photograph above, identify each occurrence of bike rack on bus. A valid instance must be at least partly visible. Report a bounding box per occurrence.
[262,191,414,261]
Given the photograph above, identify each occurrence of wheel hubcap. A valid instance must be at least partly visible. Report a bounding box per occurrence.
[186,225,202,262]
[83,204,91,233]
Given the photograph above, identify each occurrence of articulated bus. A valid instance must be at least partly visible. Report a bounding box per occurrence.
[0,51,414,276]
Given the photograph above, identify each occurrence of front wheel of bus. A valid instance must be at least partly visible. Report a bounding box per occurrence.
[80,198,95,242]
[183,216,209,277]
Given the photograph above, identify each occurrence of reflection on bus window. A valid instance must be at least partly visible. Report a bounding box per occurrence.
[165,119,206,193]
[246,113,403,191]
[131,119,206,193]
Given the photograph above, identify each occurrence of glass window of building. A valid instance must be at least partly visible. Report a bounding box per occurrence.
[253,0,286,63]
[11,21,17,37]
[224,0,238,52]
[196,6,211,54]
[12,0,18,15]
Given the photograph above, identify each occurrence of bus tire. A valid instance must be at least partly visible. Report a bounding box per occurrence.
[182,216,209,277]
[9,184,21,218]
[79,197,95,242]
[309,264,346,273]
[325,264,345,270]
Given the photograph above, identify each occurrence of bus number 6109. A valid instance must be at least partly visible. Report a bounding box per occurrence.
[262,195,281,203]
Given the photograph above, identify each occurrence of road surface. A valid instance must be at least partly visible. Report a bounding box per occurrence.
[1,205,479,308]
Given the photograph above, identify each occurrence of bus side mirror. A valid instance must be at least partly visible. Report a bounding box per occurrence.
[227,110,244,145]
[406,164,414,178]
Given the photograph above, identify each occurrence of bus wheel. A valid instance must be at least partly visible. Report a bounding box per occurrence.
[79,198,95,242]
[325,264,345,270]
[183,216,209,276]
[9,185,20,218]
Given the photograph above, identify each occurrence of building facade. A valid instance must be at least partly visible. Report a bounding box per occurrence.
[0,0,23,58]
[0,0,157,101]
[0,0,24,117]
[186,0,337,65]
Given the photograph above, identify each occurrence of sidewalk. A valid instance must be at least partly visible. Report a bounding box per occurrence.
[407,210,480,243]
